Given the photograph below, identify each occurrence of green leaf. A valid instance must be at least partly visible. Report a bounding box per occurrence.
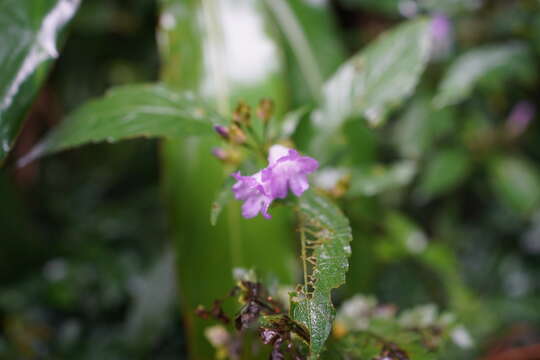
[292,190,353,359]
[318,18,432,128]
[210,176,235,226]
[348,161,417,197]
[392,93,455,160]
[417,147,472,200]
[20,84,224,165]
[489,155,540,214]
[0,0,80,162]
[434,43,532,108]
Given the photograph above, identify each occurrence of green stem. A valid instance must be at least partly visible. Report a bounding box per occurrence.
[299,214,309,293]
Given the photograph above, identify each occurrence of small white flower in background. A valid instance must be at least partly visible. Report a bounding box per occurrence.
[399,304,438,328]
[451,325,474,349]
[205,325,230,348]
[336,295,377,331]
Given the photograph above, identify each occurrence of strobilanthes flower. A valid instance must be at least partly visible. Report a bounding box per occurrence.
[231,145,319,219]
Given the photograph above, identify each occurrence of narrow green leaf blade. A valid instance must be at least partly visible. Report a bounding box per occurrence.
[0,0,80,162]
[292,190,353,358]
[21,84,223,164]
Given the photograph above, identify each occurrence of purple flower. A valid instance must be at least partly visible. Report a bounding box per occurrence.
[231,145,319,219]
[262,145,319,199]
[232,171,273,219]
[506,101,535,138]
[430,14,453,60]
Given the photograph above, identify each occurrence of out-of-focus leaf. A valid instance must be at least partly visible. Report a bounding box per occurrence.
[417,0,482,14]
[489,155,540,214]
[338,0,400,15]
[376,212,429,261]
[417,147,472,200]
[317,18,432,128]
[125,250,176,350]
[392,93,455,159]
[266,0,346,102]
[158,0,295,358]
[292,190,352,359]
[434,43,532,108]
[0,0,80,163]
[20,84,224,165]
[210,175,235,226]
[348,161,417,197]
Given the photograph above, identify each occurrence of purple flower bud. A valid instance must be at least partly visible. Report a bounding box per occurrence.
[231,145,319,219]
[430,14,452,60]
[506,101,535,138]
[214,125,229,140]
[212,147,227,161]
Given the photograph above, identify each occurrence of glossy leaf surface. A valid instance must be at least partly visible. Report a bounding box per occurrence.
[0,0,80,162]
[21,84,224,164]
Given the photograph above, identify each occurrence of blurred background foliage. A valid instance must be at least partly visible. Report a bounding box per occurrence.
[1,0,540,359]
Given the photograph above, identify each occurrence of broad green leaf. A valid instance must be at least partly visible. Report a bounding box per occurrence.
[392,93,455,160]
[20,84,224,164]
[292,190,353,358]
[489,155,540,214]
[434,43,532,108]
[0,0,80,163]
[158,1,295,358]
[317,18,432,129]
[417,147,472,200]
[348,161,417,197]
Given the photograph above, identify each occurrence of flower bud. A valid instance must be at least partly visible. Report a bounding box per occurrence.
[232,102,251,126]
[229,125,247,145]
[256,98,274,123]
[211,147,228,161]
[213,125,229,140]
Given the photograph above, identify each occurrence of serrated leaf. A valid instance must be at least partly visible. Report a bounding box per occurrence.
[292,190,353,359]
[210,176,235,226]
[0,0,80,162]
[318,18,432,129]
[489,155,540,214]
[434,43,532,108]
[21,84,224,164]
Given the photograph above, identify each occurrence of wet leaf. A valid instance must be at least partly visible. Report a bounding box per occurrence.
[292,190,353,359]
[21,84,224,165]
[0,0,80,162]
